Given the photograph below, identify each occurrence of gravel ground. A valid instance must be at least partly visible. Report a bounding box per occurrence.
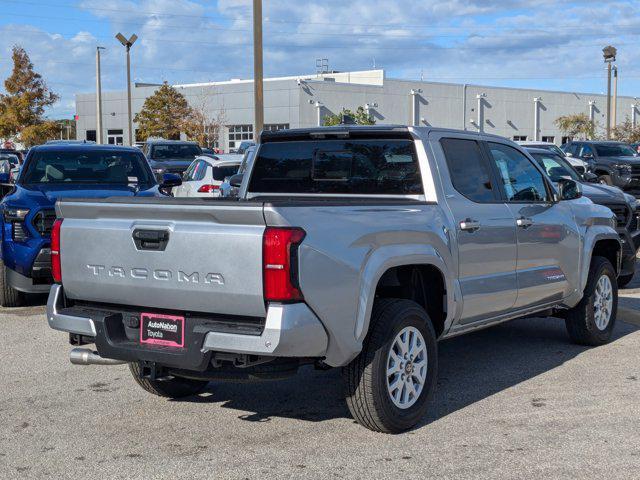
[0,291,639,480]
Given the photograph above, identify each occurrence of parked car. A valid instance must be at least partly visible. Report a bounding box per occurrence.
[142,140,202,178]
[0,143,181,307]
[235,141,255,155]
[518,141,590,174]
[631,143,640,155]
[525,147,640,287]
[0,153,21,183]
[0,148,24,164]
[561,141,640,193]
[173,157,241,198]
[220,145,256,197]
[48,126,621,433]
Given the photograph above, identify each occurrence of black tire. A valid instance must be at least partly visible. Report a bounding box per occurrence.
[128,362,208,398]
[565,256,617,346]
[617,273,634,289]
[342,299,438,434]
[598,174,613,186]
[0,258,22,307]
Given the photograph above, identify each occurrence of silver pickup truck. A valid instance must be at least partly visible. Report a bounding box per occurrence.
[47,126,621,433]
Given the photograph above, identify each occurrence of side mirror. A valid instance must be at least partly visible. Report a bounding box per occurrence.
[161,173,182,188]
[558,178,582,201]
[229,173,244,188]
[565,152,574,157]
[583,172,599,183]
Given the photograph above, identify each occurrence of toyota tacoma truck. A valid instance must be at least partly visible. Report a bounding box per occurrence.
[47,126,621,433]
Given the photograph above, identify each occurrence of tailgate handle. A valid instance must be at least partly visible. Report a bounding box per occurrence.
[133,229,170,251]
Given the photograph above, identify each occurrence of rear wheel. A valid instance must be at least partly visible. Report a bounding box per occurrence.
[129,362,208,398]
[342,299,438,433]
[565,256,617,346]
[0,259,22,307]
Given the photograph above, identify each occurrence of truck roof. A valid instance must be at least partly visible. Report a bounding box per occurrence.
[30,143,142,153]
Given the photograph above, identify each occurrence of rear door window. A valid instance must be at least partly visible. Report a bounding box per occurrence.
[440,138,498,203]
[249,139,422,194]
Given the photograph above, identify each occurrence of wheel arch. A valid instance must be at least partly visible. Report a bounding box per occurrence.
[355,244,456,343]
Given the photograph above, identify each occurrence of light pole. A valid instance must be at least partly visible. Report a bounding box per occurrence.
[476,93,486,132]
[410,89,422,126]
[253,0,264,142]
[95,46,105,144]
[603,45,617,140]
[533,97,542,142]
[612,65,618,131]
[116,33,138,146]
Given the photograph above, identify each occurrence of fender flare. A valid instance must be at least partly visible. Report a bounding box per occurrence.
[354,243,456,342]
[580,228,621,292]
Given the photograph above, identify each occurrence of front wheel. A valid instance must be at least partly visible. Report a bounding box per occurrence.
[565,256,618,346]
[342,299,438,433]
[0,259,22,307]
[598,174,614,186]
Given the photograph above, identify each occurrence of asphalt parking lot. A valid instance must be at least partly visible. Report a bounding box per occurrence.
[1,286,639,480]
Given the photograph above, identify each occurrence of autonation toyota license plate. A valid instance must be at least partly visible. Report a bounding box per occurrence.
[140,313,185,348]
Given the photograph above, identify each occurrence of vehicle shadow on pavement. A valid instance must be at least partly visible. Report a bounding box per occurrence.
[175,316,639,428]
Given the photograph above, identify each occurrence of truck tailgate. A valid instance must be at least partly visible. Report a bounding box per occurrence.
[56,199,267,318]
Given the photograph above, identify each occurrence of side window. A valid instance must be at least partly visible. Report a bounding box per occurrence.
[440,138,497,203]
[195,162,208,181]
[183,161,197,181]
[487,143,550,203]
[579,145,593,157]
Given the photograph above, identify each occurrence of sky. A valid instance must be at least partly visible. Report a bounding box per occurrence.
[0,0,639,118]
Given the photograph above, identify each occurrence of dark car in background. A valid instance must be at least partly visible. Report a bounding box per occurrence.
[561,141,640,194]
[526,147,640,286]
[0,143,181,307]
[142,140,202,178]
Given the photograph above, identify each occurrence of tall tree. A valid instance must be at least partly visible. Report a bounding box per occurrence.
[323,106,376,126]
[554,113,598,140]
[134,82,194,140]
[183,90,227,148]
[0,45,59,146]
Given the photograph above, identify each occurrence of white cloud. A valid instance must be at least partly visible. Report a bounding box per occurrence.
[1,0,639,117]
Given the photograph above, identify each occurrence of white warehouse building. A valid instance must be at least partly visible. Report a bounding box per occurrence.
[75,69,639,151]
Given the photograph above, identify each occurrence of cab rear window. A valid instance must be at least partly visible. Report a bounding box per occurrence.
[249,139,422,194]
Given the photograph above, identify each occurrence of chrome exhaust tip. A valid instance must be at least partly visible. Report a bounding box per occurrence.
[69,348,127,366]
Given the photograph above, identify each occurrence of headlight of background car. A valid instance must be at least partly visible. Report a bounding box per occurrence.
[614,163,632,174]
[3,207,30,241]
[152,168,165,175]
[3,206,29,222]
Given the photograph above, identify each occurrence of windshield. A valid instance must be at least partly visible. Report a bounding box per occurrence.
[150,144,201,160]
[211,164,240,181]
[20,149,155,185]
[594,144,637,157]
[531,152,581,182]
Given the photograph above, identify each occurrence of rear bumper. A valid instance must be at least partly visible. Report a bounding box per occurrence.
[8,266,52,294]
[46,285,328,369]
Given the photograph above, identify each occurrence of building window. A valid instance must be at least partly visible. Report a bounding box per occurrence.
[561,136,573,146]
[264,124,290,132]
[513,135,528,142]
[228,125,253,150]
[86,130,96,142]
[107,129,124,145]
[541,136,555,144]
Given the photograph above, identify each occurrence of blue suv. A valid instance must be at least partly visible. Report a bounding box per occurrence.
[0,143,181,306]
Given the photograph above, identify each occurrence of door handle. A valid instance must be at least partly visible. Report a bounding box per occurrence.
[516,217,534,229]
[460,219,481,232]
[133,229,170,251]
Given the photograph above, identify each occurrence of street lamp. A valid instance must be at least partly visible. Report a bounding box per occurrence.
[116,33,138,146]
[603,45,617,140]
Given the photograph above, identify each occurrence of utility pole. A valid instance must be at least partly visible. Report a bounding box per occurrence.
[253,0,264,142]
[603,46,617,140]
[116,33,138,146]
[533,97,542,142]
[612,66,618,132]
[96,47,105,144]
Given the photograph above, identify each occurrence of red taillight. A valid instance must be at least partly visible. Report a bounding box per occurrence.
[263,227,305,302]
[198,184,220,193]
[51,218,63,283]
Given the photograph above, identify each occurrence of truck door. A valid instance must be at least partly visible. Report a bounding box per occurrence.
[484,142,581,308]
[433,134,518,323]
